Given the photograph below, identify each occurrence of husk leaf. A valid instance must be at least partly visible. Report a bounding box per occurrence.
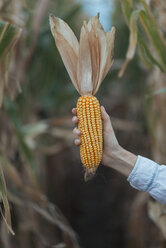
[49,14,115,96]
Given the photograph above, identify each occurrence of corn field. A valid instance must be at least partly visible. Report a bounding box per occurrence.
[0,0,166,247]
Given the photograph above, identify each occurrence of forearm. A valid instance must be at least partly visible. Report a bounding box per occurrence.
[104,146,137,177]
[105,147,166,204]
[127,155,166,204]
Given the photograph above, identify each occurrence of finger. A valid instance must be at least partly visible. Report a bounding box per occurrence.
[74,139,81,146]
[72,116,78,124]
[101,106,110,121]
[73,127,81,136]
[101,106,113,130]
[72,108,77,115]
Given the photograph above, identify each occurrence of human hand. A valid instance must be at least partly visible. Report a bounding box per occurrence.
[72,106,120,166]
[72,106,137,177]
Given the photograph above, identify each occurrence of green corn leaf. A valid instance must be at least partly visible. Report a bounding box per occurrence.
[119,9,141,77]
[139,8,166,71]
[120,0,134,24]
[137,39,152,69]
[0,20,21,59]
[137,35,164,71]
[0,165,14,235]
[120,0,166,75]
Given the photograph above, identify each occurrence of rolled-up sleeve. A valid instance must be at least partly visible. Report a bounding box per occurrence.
[127,155,166,204]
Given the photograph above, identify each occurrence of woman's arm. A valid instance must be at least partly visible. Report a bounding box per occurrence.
[72,106,166,204]
[127,155,166,204]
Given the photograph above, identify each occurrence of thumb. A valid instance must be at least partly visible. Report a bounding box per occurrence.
[101,106,112,131]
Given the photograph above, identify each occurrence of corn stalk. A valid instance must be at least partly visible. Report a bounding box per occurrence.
[0,19,21,235]
[0,0,81,247]
[120,0,166,243]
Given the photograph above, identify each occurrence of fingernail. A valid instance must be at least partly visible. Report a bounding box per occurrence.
[75,139,80,145]
[76,129,81,135]
[72,108,76,113]
[72,116,77,122]
[73,127,76,133]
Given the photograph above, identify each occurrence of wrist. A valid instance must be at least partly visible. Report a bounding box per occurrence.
[106,146,138,177]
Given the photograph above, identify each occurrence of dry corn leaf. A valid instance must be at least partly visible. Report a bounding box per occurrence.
[49,15,79,92]
[0,151,22,188]
[78,23,93,95]
[95,26,115,94]
[148,201,166,239]
[0,20,21,107]
[0,165,14,235]
[49,14,115,96]
[32,203,80,248]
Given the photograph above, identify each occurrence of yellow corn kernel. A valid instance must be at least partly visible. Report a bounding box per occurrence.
[77,95,102,180]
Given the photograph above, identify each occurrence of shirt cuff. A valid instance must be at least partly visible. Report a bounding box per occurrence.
[127,155,159,192]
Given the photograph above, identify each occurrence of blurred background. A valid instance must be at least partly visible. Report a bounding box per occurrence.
[0,0,166,247]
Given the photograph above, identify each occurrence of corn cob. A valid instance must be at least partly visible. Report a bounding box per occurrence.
[49,14,115,180]
[77,95,102,180]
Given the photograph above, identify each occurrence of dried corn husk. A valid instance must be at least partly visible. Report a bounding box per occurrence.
[49,14,115,96]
